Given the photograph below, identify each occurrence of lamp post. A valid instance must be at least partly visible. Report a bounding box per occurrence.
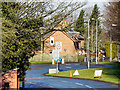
[96,20,98,64]
[109,24,117,62]
[91,18,98,64]
[87,19,90,69]
[111,24,119,62]
[98,40,101,62]
[110,28,112,62]
[40,27,45,61]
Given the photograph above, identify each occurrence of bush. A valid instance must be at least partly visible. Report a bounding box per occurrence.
[106,41,117,59]
[78,55,85,62]
[61,54,78,62]
[29,53,52,62]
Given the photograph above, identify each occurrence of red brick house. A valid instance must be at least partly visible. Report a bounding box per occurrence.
[42,30,85,55]
[2,68,19,89]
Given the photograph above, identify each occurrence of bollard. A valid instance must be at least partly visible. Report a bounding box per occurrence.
[102,58,104,62]
[91,58,93,62]
[70,71,72,77]
[84,57,86,62]
[62,58,64,64]
[52,59,55,65]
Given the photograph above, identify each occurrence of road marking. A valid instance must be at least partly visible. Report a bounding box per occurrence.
[75,83,83,86]
[66,64,71,65]
[62,81,68,83]
[26,77,57,80]
[85,85,92,88]
[27,82,36,84]
[66,67,71,68]
[71,87,75,88]
[76,83,94,89]
[48,85,53,88]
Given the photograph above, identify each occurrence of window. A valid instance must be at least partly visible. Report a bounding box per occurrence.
[4,82,9,89]
[49,51,52,54]
[51,40,53,43]
[50,37,54,45]
[64,49,67,51]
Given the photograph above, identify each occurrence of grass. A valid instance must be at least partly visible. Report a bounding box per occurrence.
[46,62,120,84]
[91,62,115,65]
[30,61,52,64]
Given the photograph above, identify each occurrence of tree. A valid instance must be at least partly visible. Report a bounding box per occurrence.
[2,2,42,88]
[89,4,102,54]
[18,1,87,34]
[103,2,120,42]
[106,41,117,59]
[2,1,87,88]
[74,9,85,36]
[103,2,120,61]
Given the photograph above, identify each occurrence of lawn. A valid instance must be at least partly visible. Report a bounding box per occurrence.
[30,61,52,64]
[91,62,115,65]
[46,62,120,84]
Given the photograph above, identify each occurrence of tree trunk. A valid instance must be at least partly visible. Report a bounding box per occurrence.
[22,78,25,88]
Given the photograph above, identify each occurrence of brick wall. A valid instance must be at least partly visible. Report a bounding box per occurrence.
[81,40,84,47]
[44,31,76,55]
[2,69,19,89]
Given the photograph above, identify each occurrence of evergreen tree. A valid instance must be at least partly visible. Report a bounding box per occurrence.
[74,9,85,36]
[89,4,102,54]
[2,2,87,88]
[2,2,42,87]
[89,4,100,25]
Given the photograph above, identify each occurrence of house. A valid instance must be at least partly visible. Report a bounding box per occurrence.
[2,68,19,89]
[42,30,85,55]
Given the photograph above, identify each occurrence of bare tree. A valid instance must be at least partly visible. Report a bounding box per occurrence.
[19,1,87,34]
[103,2,120,42]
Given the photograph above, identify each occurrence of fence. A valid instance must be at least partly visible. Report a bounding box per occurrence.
[29,53,85,63]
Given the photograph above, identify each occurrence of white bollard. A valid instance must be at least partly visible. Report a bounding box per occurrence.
[62,58,64,64]
[52,59,55,65]
[84,57,87,62]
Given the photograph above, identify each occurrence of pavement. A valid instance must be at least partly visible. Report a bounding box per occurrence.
[21,63,119,89]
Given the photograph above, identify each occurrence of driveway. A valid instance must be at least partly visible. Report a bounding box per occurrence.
[22,63,118,88]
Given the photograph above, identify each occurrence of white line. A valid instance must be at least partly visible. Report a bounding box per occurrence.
[62,81,68,83]
[48,86,53,88]
[85,85,92,88]
[75,83,83,86]
[66,67,71,68]
[66,64,71,65]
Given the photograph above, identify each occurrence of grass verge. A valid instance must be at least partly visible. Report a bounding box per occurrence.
[30,61,52,64]
[46,62,120,84]
[91,62,115,65]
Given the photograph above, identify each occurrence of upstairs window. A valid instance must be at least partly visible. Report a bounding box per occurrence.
[50,37,54,45]
[51,40,53,44]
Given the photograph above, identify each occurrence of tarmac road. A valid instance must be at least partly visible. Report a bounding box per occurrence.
[22,63,119,89]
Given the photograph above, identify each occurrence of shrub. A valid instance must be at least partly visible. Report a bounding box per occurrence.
[78,55,85,62]
[105,41,117,59]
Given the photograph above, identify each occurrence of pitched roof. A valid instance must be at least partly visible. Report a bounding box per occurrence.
[66,31,84,40]
[42,30,84,42]
[42,30,75,42]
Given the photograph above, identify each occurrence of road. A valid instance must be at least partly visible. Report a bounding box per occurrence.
[22,63,118,89]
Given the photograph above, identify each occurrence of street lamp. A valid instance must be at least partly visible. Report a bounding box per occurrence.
[110,27,112,62]
[111,24,119,62]
[87,19,90,69]
[110,24,116,62]
[91,18,98,64]
[40,27,45,61]
[96,20,98,64]
[98,40,101,62]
